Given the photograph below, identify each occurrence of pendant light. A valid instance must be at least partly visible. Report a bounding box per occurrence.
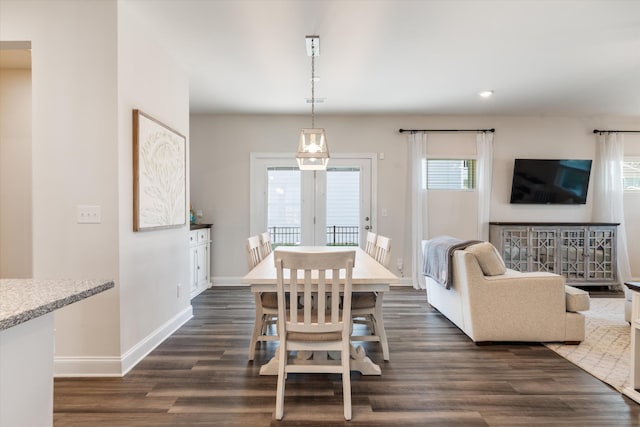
[296,35,329,170]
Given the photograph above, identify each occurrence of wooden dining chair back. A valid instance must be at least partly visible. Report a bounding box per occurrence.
[246,235,263,269]
[247,234,279,360]
[259,231,273,258]
[373,235,391,267]
[274,249,355,421]
[364,231,377,256]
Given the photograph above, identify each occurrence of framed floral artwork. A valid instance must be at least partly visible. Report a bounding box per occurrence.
[133,109,186,231]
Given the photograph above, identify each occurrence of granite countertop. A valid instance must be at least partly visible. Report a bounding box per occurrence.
[0,279,114,330]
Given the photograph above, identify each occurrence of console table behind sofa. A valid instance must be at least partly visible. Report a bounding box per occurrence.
[489,222,619,287]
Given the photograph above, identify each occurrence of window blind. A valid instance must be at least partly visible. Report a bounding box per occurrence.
[623,160,640,191]
[424,159,476,190]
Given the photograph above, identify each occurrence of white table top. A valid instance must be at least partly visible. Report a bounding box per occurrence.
[242,246,399,285]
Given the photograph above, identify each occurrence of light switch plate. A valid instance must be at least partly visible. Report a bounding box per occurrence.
[77,205,101,224]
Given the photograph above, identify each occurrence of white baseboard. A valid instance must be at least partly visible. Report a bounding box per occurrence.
[212,276,245,286]
[54,305,193,377]
[54,356,123,377]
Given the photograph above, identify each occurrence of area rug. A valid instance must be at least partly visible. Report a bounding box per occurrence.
[545,298,630,392]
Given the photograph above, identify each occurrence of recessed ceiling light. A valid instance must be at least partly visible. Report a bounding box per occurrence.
[479,90,494,98]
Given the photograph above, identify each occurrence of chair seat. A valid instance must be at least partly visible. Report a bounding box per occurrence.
[288,331,342,342]
[262,292,298,309]
[261,292,278,309]
[352,292,376,309]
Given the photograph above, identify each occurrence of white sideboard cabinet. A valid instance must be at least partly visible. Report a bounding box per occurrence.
[489,222,618,287]
[189,225,212,298]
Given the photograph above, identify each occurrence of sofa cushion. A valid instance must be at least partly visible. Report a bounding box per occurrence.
[565,285,590,312]
[466,242,507,276]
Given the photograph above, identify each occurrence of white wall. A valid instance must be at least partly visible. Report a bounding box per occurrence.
[0,67,32,278]
[1,0,192,375]
[623,134,640,279]
[190,114,640,282]
[117,1,192,361]
[0,0,121,363]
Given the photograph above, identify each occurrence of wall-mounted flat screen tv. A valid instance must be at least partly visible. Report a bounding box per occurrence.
[509,159,593,204]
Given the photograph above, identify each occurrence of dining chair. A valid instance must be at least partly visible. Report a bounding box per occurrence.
[274,249,355,421]
[364,231,377,256]
[259,231,273,259]
[373,235,391,267]
[247,235,278,360]
[246,235,263,269]
[351,234,391,361]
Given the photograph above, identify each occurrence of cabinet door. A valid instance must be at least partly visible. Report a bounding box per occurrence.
[529,227,558,273]
[196,245,207,285]
[559,227,587,281]
[189,246,198,293]
[585,226,616,283]
[501,227,530,272]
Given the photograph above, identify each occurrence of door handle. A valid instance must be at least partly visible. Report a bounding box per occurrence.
[364,225,370,230]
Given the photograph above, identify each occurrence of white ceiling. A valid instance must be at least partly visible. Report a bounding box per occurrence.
[122,0,640,116]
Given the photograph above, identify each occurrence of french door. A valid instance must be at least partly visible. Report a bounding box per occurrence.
[250,154,376,247]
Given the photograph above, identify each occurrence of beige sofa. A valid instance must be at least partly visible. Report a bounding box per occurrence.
[425,242,590,343]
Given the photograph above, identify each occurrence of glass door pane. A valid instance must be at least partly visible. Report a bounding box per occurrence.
[267,167,301,246]
[326,168,360,246]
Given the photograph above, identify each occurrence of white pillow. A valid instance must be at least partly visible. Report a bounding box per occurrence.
[466,242,507,276]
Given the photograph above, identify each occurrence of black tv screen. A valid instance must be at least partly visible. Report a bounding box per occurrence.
[509,159,592,204]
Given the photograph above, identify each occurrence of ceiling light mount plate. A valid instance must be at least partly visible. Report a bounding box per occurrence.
[306,36,320,56]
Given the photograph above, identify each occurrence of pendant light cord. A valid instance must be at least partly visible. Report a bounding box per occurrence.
[311,39,315,129]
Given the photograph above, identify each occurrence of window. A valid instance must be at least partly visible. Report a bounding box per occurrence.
[267,167,301,245]
[623,160,640,191]
[423,159,476,190]
[326,167,360,246]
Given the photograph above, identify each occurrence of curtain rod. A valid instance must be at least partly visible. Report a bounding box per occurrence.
[399,128,495,134]
[593,129,640,134]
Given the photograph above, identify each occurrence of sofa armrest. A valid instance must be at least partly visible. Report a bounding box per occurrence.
[453,250,568,341]
[565,285,590,312]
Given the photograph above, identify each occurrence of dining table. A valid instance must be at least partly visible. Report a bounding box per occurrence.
[241,245,399,376]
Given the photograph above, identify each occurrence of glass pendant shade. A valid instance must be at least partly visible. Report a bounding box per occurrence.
[296,128,329,170]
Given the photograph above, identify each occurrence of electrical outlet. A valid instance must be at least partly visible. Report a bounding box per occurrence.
[177,283,182,298]
[396,258,403,270]
[196,210,203,217]
[77,205,101,224]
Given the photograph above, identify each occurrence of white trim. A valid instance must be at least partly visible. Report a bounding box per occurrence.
[54,356,123,378]
[54,305,193,377]
[212,276,245,286]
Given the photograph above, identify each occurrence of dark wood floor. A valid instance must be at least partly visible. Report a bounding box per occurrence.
[54,286,640,426]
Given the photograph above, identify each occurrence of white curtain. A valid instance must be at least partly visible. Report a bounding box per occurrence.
[409,132,428,289]
[592,132,632,285]
[476,131,494,241]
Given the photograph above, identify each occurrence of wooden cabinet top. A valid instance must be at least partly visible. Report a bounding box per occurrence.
[490,222,619,226]
[190,223,213,230]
